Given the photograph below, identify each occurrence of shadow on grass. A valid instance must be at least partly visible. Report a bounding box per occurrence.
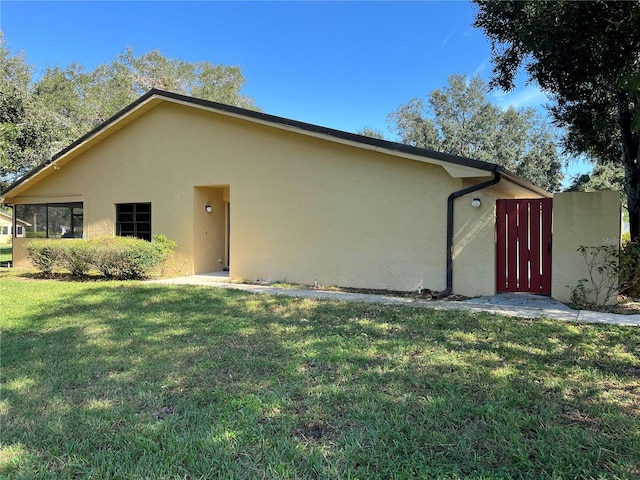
[1,278,639,478]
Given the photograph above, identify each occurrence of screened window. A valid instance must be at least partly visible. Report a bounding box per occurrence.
[14,203,83,239]
[116,203,151,241]
[0,226,9,235]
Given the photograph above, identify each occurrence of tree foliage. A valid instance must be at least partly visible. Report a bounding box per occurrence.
[566,163,625,200]
[356,127,386,140]
[387,74,564,191]
[0,36,258,191]
[473,0,640,239]
[0,34,57,189]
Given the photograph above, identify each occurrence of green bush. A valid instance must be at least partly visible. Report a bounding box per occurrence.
[57,240,94,277]
[152,233,177,275]
[92,237,163,279]
[619,239,640,296]
[25,235,176,280]
[152,233,177,258]
[25,231,47,239]
[25,240,60,277]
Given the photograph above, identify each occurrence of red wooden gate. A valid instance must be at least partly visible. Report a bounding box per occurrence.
[496,198,553,295]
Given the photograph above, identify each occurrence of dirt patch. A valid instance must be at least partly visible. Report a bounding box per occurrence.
[570,296,640,315]
[317,285,441,299]
[610,297,640,314]
[245,279,469,301]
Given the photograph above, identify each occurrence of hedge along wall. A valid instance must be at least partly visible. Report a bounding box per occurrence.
[24,235,176,279]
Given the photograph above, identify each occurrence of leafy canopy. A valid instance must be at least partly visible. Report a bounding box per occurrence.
[0,36,258,191]
[387,74,564,191]
[473,0,640,239]
[0,34,58,189]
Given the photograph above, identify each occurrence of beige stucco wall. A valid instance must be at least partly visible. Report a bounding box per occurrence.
[4,101,542,295]
[453,193,500,297]
[552,191,621,304]
[0,215,10,243]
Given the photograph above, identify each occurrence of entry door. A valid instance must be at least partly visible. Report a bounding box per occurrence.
[496,198,552,295]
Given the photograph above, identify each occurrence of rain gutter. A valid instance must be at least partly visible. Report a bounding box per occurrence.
[433,169,502,299]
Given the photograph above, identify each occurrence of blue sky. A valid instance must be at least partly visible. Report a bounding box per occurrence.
[0,1,588,180]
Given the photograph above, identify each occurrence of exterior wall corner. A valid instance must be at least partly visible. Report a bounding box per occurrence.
[551,191,621,305]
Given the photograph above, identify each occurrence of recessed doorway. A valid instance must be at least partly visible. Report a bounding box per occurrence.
[193,185,230,274]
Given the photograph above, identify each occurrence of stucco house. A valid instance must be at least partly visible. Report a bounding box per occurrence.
[2,89,615,300]
[0,211,28,243]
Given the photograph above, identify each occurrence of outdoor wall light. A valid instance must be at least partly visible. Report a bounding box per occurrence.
[205,205,212,213]
[471,198,481,208]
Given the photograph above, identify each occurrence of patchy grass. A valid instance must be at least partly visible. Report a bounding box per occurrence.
[1,270,639,479]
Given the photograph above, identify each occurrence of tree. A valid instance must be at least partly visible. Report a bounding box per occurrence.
[473,0,640,240]
[101,48,258,110]
[0,34,58,190]
[31,63,96,153]
[1,41,259,190]
[387,74,564,191]
[566,163,625,198]
[356,127,386,139]
[33,47,259,141]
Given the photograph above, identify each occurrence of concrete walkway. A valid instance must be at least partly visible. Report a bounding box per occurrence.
[150,272,640,327]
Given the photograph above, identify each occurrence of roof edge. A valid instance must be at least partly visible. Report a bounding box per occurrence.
[148,89,500,174]
[1,90,159,199]
[2,89,550,200]
[500,169,553,198]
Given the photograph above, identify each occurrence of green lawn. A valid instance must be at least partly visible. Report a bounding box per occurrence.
[0,244,11,264]
[1,271,639,479]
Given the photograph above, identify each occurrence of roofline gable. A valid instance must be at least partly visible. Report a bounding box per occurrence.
[151,89,500,173]
[0,88,550,200]
[0,211,30,226]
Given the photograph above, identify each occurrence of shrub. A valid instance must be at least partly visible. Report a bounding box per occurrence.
[568,278,592,310]
[57,240,94,277]
[25,231,47,239]
[92,237,165,279]
[570,241,640,307]
[25,235,176,280]
[619,239,640,296]
[152,233,177,274]
[25,240,60,277]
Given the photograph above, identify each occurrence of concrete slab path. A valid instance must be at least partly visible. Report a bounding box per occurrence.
[150,273,640,327]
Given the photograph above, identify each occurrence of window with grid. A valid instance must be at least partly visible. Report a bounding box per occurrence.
[116,203,151,241]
